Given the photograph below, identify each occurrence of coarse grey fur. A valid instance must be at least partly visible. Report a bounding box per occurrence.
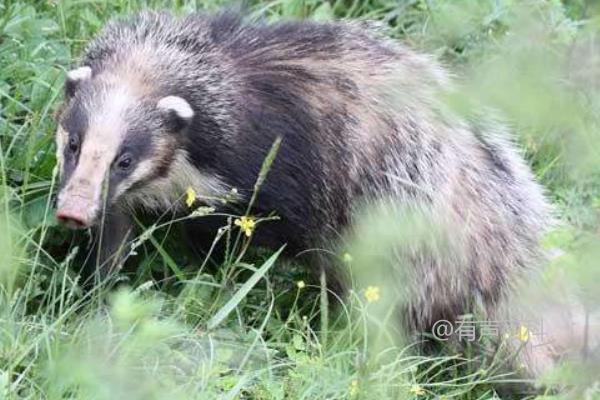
[55,11,566,376]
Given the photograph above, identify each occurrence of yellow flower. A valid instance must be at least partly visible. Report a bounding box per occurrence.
[234,216,256,237]
[364,286,381,303]
[349,380,359,397]
[185,187,197,208]
[297,280,306,289]
[409,384,425,396]
[517,325,530,342]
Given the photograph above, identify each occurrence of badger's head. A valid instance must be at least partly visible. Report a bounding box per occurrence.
[54,66,195,229]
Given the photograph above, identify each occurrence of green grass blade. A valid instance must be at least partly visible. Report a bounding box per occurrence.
[207,245,284,330]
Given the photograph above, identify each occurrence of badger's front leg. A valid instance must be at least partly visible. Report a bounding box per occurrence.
[83,207,134,282]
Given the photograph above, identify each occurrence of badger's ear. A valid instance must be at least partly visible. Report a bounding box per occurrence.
[157,96,194,131]
[65,66,92,98]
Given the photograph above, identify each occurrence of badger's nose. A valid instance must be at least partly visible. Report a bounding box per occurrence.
[56,209,90,229]
[56,195,93,229]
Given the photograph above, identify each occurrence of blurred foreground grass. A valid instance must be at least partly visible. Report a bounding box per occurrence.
[0,0,599,398]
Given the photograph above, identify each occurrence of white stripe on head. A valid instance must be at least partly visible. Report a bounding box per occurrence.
[91,85,136,133]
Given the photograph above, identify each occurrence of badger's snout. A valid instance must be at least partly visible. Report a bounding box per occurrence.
[55,142,113,230]
[56,211,88,229]
[56,190,99,230]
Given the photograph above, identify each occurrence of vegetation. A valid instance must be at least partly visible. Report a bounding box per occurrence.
[0,0,599,398]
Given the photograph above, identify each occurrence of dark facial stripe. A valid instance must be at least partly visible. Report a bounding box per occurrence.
[60,102,89,142]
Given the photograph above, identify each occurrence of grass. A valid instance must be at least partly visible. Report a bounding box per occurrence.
[1,0,599,399]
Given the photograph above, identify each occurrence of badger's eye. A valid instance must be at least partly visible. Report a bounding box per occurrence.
[116,154,133,171]
[68,136,79,153]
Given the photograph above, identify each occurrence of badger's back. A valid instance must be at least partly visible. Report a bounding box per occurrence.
[82,12,551,329]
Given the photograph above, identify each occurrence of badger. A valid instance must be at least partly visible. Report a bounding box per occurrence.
[54,11,567,374]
